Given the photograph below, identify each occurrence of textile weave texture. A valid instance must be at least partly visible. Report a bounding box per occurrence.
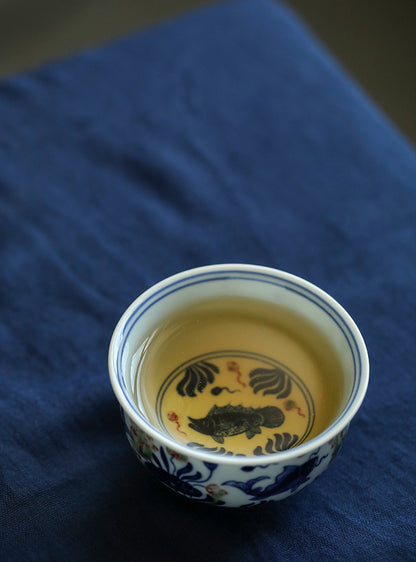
[1,0,415,559]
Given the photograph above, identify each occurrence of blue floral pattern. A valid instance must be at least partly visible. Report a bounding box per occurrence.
[122,411,228,504]
[223,451,327,502]
[122,410,346,506]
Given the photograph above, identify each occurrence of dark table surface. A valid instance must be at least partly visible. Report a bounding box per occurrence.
[1,0,415,560]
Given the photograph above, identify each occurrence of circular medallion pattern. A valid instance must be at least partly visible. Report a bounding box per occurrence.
[156,350,315,456]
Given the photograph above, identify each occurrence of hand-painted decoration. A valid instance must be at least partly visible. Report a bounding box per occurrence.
[249,366,292,398]
[227,360,247,387]
[156,350,314,455]
[188,404,285,444]
[176,361,219,397]
[224,451,328,501]
[210,386,241,396]
[253,432,299,455]
[122,411,338,506]
[167,411,187,436]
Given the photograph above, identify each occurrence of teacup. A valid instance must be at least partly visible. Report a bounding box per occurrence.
[108,264,369,507]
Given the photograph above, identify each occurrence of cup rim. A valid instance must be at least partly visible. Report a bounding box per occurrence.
[108,264,369,466]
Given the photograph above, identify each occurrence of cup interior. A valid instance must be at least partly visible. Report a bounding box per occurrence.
[109,265,368,459]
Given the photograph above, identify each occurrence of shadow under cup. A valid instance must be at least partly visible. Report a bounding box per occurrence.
[111,266,367,460]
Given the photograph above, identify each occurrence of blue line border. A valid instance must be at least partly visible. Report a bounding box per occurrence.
[115,269,361,447]
[155,350,316,446]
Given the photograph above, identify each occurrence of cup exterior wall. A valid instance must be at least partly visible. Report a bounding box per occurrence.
[121,409,348,507]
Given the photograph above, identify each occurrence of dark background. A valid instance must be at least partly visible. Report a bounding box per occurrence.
[0,0,415,146]
[1,1,415,559]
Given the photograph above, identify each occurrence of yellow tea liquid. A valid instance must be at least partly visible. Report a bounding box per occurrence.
[133,296,344,456]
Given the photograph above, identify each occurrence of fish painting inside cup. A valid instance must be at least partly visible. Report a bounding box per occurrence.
[133,296,345,456]
[188,404,285,444]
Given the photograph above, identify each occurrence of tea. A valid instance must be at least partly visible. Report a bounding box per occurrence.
[132,296,345,456]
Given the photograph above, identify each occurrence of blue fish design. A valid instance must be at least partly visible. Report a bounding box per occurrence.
[188,404,284,444]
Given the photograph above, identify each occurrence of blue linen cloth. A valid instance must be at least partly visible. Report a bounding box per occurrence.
[1,0,415,559]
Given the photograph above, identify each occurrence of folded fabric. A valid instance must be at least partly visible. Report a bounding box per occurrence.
[0,0,415,560]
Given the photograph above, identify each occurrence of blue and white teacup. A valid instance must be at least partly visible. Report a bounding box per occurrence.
[108,264,369,507]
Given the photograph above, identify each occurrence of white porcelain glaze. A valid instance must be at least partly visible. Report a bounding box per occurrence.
[108,264,369,507]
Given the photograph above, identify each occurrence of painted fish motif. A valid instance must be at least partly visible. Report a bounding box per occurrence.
[188,404,285,444]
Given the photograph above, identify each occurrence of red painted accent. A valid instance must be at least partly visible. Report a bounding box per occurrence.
[284,400,305,418]
[167,411,178,422]
[227,360,246,387]
[295,406,305,418]
[167,411,187,435]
